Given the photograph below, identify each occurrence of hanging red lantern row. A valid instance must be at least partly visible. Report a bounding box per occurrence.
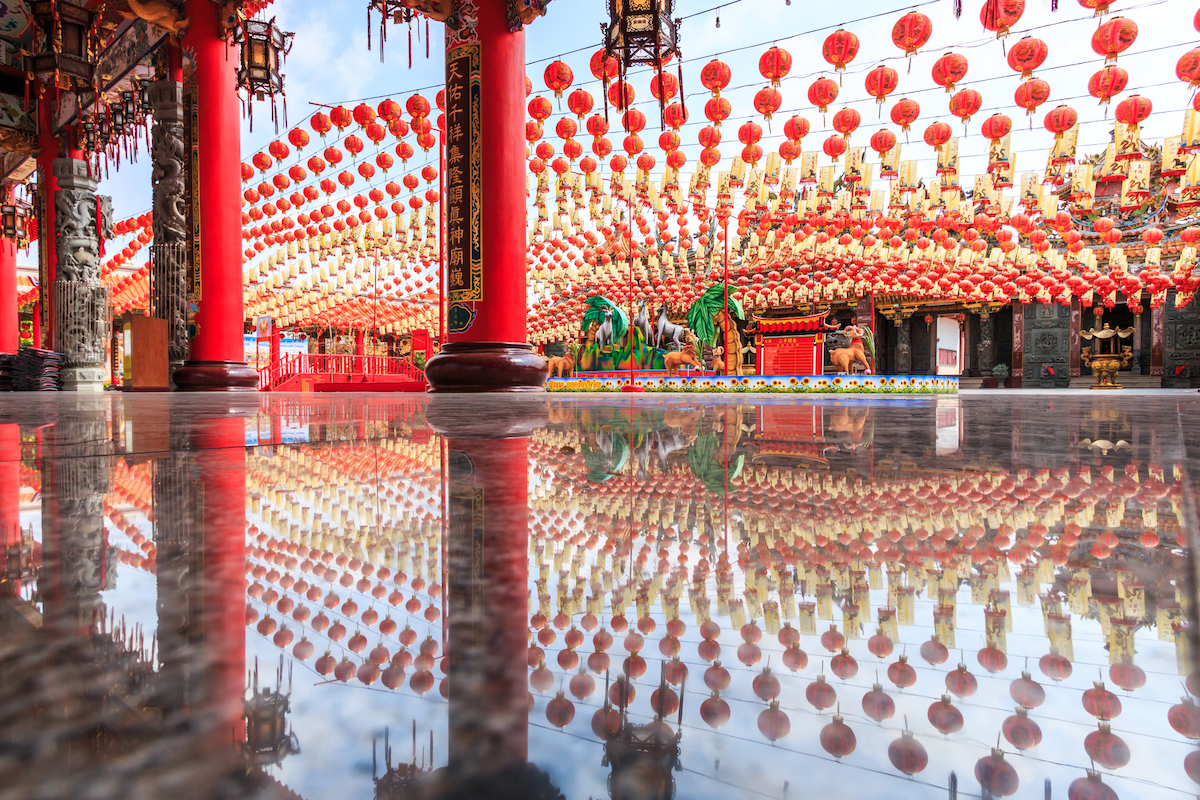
[932,52,968,93]
[822,30,859,80]
[892,12,933,61]
[981,0,1024,38]
[1092,16,1137,64]
[865,65,899,110]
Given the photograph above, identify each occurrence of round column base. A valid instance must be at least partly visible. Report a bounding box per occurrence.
[173,360,259,392]
[425,342,548,393]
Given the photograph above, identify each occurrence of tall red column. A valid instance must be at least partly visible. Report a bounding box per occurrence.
[194,416,248,754]
[173,0,256,391]
[0,424,19,597]
[0,237,16,354]
[424,0,547,392]
[428,398,548,789]
[36,88,58,350]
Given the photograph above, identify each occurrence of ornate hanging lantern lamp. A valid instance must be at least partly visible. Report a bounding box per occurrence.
[24,1,97,88]
[603,0,683,130]
[234,17,294,131]
[0,195,29,246]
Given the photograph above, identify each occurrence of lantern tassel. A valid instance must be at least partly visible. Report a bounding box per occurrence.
[954,0,962,18]
[426,19,430,59]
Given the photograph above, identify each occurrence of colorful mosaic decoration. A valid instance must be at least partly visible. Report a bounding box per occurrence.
[546,374,958,394]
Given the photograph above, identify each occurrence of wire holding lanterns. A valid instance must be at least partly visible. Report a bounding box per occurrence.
[602,0,684,133]
[235,16,295,132]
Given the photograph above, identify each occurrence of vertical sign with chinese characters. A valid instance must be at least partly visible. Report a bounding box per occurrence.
[445,44,483,302]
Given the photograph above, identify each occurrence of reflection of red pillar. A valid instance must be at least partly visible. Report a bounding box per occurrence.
[444,435,532,777]
[0,237,16,354]
[36,89,58,350]
[174,0,256,391]
[425,0,546,392]
[195,417,248,751]
[0,425,19,596]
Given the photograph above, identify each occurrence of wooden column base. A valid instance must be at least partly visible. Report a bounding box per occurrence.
[425,342,548,393]
[173,360,259,391]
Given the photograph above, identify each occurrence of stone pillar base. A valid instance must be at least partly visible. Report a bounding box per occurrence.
[173,360,259,392]
[60,366,107,393]
[425,343,548,393]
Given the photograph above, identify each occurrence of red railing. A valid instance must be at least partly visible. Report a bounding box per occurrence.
[257,353,427,390]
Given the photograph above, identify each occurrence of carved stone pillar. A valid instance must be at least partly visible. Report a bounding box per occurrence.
[148,80,190,378]
[51,158,109,392]
[39,405,114,633]
[894,318,912,374]
[976,313,997,374]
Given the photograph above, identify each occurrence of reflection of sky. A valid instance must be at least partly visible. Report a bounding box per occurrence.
[58,401,1198,800]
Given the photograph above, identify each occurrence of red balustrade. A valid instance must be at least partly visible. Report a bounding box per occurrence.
[257,353,427,390]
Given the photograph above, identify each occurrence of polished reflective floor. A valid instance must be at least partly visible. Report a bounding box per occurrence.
[0,391,1198,800]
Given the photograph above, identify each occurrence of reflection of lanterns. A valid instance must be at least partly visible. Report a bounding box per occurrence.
[241,665,300,766]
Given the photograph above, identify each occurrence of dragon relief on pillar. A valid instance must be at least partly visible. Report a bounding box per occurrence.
[54,188,101,285]
[151,119,187,243]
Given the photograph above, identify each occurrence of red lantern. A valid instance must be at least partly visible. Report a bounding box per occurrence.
[862,683,895,722]
[759,46,792,87]
[823,134,847,162]
[923,121,952,151]
[329,106,353,131]
[981,0,1024,37]
[567,88,594,120]
[1084,722,1130,769]
[806,674,837,710]
[932,52,968,92]
[949,89,983,126]
[758,700,791,741]
[287,127,310,151]
[1007,36,1048,79]
[1115,94,1152,129]
[622,108,647,134]
[700,59,732,96]
[1002,707,1043,750]
[650,72,679,103]
[1177,47,1200,89]
[754,86,783,122]
[608,81,635,111]
[1014,78,1050,116]
[975,749,1019,797]
[544,60,573,98]
[892,12,933,57]
[1082,681,1122,719]
[589,49,618,83]
[820,715,856,758]
[946,664,978,697]
[406,94,430,118]
[928,695,964,733]
[701,692,730,729]
[1069,772,1118,800]
[865,65,899,107]
[1010,671,1045,708]
[870,128,897,155]
[1169,696,1200,739]
[783,115,810,141]
[981,113,1012,143]
[353,103,376,129]
[528,96,552,122]
[1043,105,1078,139]
[1040,652,1072,681]
[1092,16,1137,63]
[704,97,731,128]
[920,636,949,665]
[888,730,929,775]
[890,98,920,132]
[1089,65,1128,105]
[822,29,860,73]
[808,78,838,114]
[310,111,332,137]
[832,108,861,139]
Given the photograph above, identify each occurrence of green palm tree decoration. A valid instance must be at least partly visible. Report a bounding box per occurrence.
[580,295,628,341]
[687,284,745,346]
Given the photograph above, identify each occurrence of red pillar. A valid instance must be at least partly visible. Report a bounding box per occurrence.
[354,329,365,357]
[440,431,534,782]
[0,424,19,597]
[424,0,546,392]
[173,0,256,391]
[194,416,248,752]
[0,237,16,354]
[31,302,40,348]
[36,88,58,350]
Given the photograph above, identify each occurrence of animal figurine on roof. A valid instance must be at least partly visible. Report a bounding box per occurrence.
[122,0,190,35]
[827,324,875,374]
